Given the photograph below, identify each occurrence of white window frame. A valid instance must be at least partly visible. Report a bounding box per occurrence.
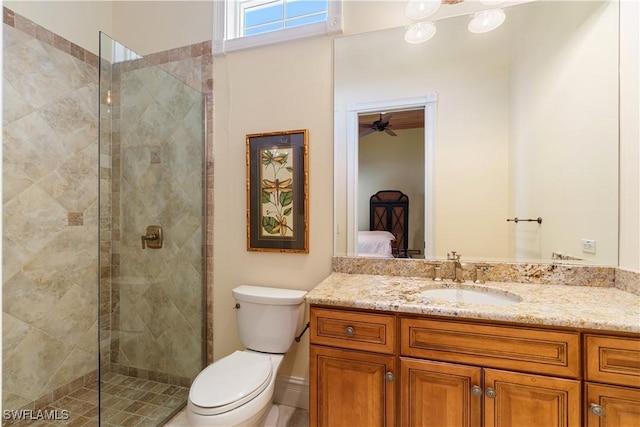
[213,0,342,55]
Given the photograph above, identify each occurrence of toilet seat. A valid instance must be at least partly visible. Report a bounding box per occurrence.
[189,351,273,416]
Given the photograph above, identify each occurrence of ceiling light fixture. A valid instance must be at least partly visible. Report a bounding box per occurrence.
[468,8,506,33]
[405,0,441,20]
[404,21,437,44]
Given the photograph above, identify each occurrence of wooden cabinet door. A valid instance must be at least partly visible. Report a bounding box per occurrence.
[585,383,640,426]
[310,345,396,427]
[400,358,482,427]
[484,369,581,427]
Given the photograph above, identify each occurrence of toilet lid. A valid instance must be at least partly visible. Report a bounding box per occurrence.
[189,351,272,415]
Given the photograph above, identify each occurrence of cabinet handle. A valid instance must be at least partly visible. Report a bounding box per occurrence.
[590,403,604,417]
[345,326,355,337]
[471,385,483,397]
[485,388,497,399]
[385,372,395,382]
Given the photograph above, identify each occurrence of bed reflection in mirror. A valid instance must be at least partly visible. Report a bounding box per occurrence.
[358,190,414,258]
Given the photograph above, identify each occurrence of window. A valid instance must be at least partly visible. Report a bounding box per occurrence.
[241,0,328,37]
[214,0,342,54]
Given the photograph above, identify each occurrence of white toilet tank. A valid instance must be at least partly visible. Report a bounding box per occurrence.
[232,285,307,354]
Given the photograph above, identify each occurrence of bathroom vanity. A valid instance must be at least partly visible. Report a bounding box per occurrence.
[306,273,640,427]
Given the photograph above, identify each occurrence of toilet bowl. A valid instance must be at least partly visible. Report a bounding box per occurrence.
[186,285,306,427]
[187,351,284,426]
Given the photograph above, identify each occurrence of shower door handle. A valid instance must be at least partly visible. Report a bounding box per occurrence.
[141,225,163,249]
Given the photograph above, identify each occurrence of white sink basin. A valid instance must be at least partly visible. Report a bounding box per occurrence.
[421,288,521,306]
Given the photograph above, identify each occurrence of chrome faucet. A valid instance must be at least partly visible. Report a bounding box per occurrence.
[447,251,464,282]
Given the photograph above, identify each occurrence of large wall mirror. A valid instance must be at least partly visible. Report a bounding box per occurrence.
[334,0,619,265]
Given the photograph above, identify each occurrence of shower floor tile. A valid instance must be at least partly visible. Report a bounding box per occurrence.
[5,373,188,426]
[99,373,188,426]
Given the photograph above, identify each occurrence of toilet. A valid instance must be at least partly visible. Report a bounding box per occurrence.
[186,285,307,427]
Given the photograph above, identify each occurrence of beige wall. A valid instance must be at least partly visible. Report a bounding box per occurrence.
[3,1,213,56]
[508,1,619,264]
[212,34,335,380]
[111,1,213,55]
[4,1,112,54]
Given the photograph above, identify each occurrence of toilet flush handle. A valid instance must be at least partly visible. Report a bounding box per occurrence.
[295,322,310,342]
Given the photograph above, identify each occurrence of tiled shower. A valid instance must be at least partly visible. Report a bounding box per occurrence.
[3,7,212,425]
[3,9,100,412]
[99,31,205,386]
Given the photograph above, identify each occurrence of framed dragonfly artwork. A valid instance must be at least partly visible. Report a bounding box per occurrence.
[246,129,309,253]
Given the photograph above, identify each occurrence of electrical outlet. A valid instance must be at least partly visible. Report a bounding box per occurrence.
[581,239,596,254]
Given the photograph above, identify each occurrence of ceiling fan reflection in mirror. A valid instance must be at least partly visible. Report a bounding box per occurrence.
[359,113,397,138]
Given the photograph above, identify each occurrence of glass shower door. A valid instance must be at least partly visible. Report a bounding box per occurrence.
[98,32,205,425]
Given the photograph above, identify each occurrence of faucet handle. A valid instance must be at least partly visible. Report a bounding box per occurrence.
[433,263,443,281]
[473,263,489,284]
[448,251,461,261]
[141,233,157,249]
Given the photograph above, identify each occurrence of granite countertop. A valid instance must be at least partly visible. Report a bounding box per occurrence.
[306,272,640,333]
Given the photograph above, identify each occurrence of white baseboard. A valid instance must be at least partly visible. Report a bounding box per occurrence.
[273,375,309,410]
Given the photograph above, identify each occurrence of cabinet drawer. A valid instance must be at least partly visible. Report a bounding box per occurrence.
[401,317,580,378]
[311,307,396,354]
[585,334,640,388]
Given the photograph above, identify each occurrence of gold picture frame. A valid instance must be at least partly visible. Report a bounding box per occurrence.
[246,129,309,253]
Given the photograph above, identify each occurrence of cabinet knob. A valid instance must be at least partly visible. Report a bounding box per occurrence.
[471,385,483,397]
[385,372,395,382]
[590,403,604,417]
[485,388,497,399]
[345,326,355,337]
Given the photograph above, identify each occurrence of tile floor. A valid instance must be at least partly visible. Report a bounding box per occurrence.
[5,385,99,427]
[278,406,309,427]
[5,373,189,426]
[99,372,189,426]
[164,404,309,427]
[4,373,309,427]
